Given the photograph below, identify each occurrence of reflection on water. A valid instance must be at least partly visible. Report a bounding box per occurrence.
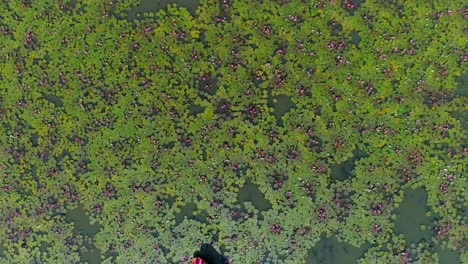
[393,188,433,244]
[127,0,199,20]
[237,180,272,220]
[330,149,368,181]
[306,236,369,264]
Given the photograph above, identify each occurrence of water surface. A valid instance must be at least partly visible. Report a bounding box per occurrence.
[127,0,199,20]
[65,205,101,263]
[237,180,272,220]
[268,94,295,126]
[393,188,433,244]
[306,236,370,264]
[330,149,368,181]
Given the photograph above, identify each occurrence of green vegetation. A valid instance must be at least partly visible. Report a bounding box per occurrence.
[0,0,466,263]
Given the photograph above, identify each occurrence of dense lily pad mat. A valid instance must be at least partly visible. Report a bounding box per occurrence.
[0,0,467,263]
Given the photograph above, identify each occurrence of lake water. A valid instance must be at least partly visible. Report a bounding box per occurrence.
[306,236,370,264]
[127,0,199,20]
[393,188,434,244]
[66,205,102,264]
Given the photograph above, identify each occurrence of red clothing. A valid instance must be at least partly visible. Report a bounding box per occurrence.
[192,257,207,264]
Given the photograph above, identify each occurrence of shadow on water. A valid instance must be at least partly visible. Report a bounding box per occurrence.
[306,236,370,264]
[393,188,434,244]
[194,243,228,264]
[268,94,295,126]
[127,0,200,20]
[330,149,369,181]
[65,205,102,264]
[237,180,272,220]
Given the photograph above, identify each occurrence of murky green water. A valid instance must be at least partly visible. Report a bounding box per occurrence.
[42,93,64,107]
[237,180,272,220]
[393,188,434,244]
[330,149,368,181]
[66,205,102,264]
[453,73,468,129]
[392,188,461,263]
[437,246,461,264]
[456,73,468,96]
[306,236,370,264]
[268,94,295,126]
[127,0,199,20]
[0,243,5,258]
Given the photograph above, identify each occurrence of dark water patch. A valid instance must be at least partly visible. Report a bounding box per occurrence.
[393,188,433,244]
[39,241,49,254]
[56,149,72,163]
[42,93,64,107]
[343,0,365,15]
[330,149,369,181]
[237,180,272,220]
[127,0,199,20]
[306,236,370,264]
[80,242,101,264]
[174,203,210,225]
[162,141,175,150]
[197,75,219,99]
[66,205,101,263]
[193,210,210,225]
[31,166,39,184]
[437,246,461,264]
[455,73,468,96]
[31,132,38,147]
[350,30,361,47]
[268,94,295,126]
[103,251,118,263]
[452,111,468,130]
[189,104,205,117]
[175,202,197,225]
[0,242,5,258]
[65,205,101,237]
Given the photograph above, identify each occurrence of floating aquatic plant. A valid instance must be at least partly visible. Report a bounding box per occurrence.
[0,0,466,263]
